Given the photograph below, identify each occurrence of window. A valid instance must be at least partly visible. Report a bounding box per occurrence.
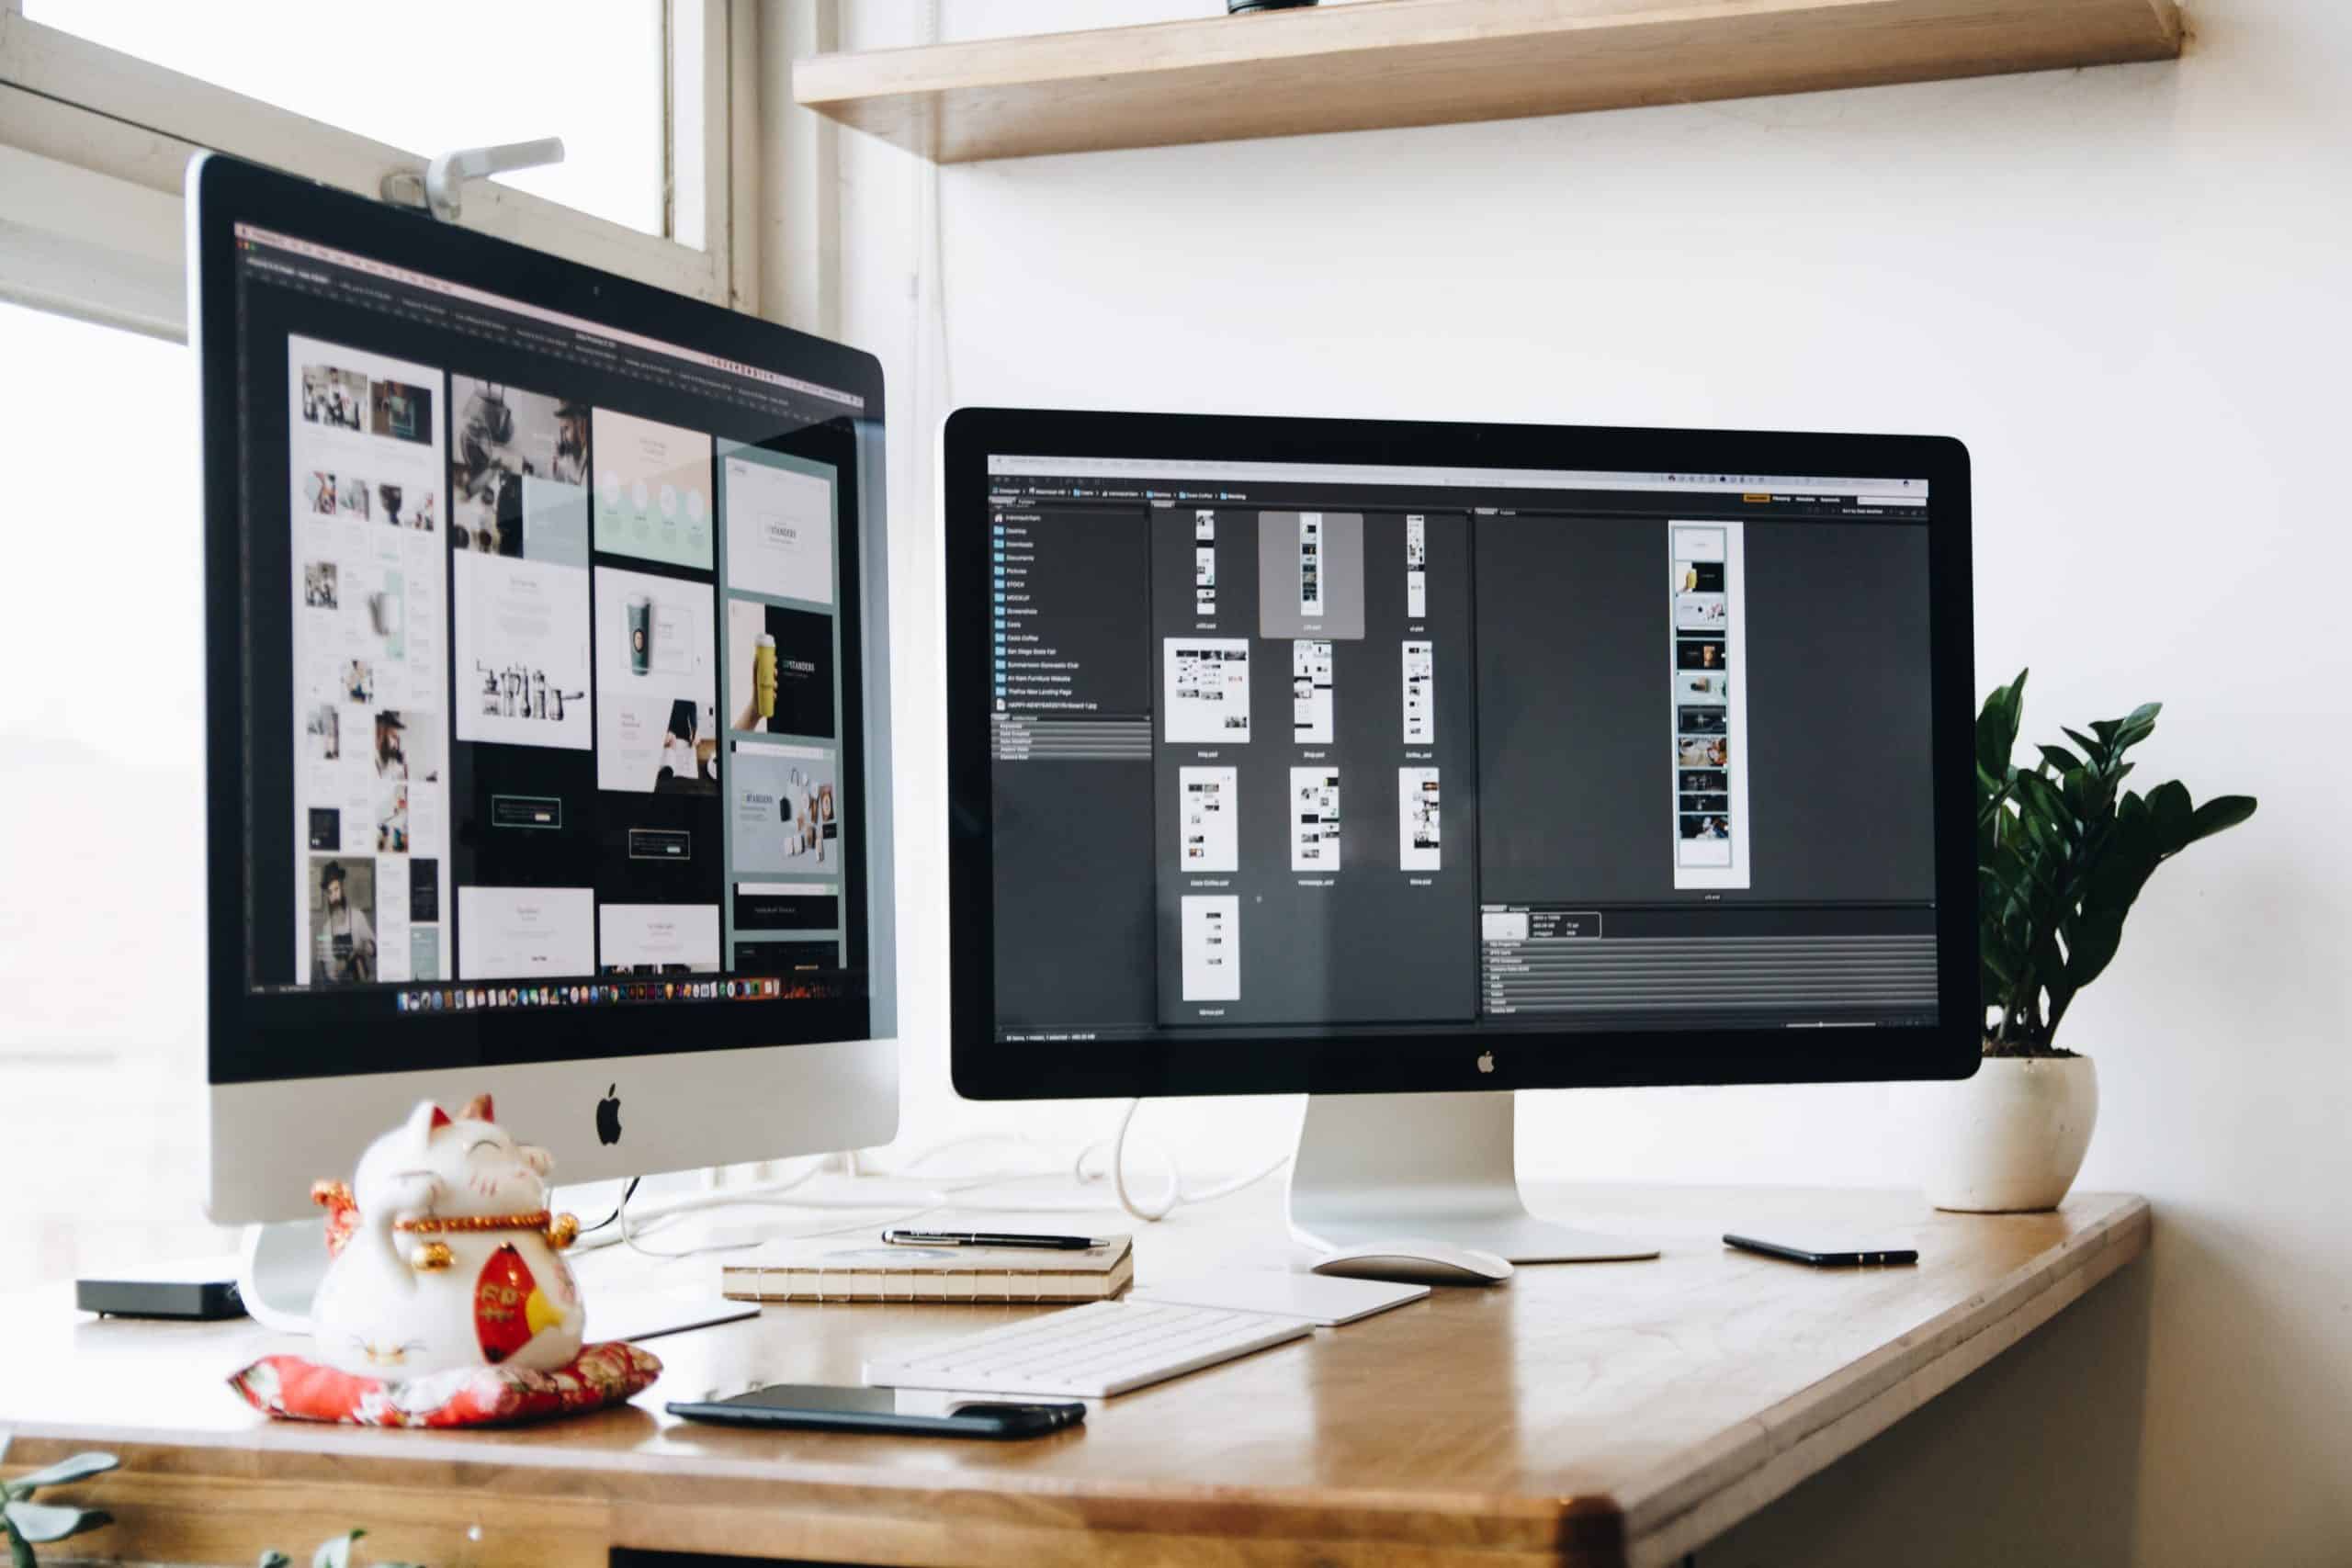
[0,300,236,1283]
[0,0,732,321]
[0,6,791,1281]
[22,0,672,240]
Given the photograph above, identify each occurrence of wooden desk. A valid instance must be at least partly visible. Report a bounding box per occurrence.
[0,1183,2146,1568]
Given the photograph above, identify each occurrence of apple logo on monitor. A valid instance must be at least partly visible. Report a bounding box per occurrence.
[1476,1050,1495,1075]
[596,1083,623,1145]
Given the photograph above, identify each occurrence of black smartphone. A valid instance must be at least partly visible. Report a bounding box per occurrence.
[666,1383,1085,1439]
[1724,1233,1919,1268]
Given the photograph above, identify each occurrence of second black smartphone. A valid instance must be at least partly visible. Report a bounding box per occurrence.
[667,1382,1085,1439]
[1724,1234,1920,1268]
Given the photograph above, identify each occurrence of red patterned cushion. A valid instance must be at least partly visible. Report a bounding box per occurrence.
[228,1340,661,1427]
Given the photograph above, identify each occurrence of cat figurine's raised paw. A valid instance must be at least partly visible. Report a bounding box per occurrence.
[310,1094,585,1377]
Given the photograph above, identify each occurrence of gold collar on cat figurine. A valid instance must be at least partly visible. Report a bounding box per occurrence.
[392,1209,582,1271]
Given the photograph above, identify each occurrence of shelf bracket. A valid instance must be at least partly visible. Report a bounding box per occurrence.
[380,137,565,224]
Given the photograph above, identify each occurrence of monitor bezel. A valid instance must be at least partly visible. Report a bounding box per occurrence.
[944,406,1980,1100]
[194,152,888,1087]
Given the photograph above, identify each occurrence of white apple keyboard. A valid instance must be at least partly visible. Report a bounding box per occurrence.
[863,1299,1314,1398]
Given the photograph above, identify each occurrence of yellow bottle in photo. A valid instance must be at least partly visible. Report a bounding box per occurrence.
[753,633,777,721]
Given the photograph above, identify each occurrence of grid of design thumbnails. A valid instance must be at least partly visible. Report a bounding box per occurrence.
[244,220,859,1017]
[1670,523,1747,888]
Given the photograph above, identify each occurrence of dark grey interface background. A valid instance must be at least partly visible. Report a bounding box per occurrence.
[1476,517,1934,906]
[987,465,1939,1043]
[989,509,1156,1031]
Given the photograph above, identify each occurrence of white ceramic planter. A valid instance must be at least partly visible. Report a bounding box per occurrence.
[1917,1053,2099,1213]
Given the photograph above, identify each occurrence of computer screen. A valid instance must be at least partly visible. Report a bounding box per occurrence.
[978,449,1944,1048]
[208,209,872,1082]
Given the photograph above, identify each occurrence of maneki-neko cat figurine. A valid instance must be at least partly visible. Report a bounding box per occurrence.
[309,1095,586,1377]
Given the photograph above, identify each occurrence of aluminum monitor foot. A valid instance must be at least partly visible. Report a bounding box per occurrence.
[239,1219,329,1334]
[1284,1091,1660,1264]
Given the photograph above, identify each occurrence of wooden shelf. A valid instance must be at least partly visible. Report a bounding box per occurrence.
[795,0,2183,164]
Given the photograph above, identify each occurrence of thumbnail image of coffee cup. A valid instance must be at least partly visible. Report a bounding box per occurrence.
[1676,637,1728,672]
[628,596,653,675]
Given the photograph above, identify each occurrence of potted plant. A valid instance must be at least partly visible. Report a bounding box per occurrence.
[1921,671,2257,1212]
[2,1450,116,1563]
[0,1445,414,1567]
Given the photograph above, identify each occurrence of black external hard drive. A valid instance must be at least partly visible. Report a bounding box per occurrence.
[76,1260,247,1321]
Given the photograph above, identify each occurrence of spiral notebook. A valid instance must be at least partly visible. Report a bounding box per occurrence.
[719,1236,1134,1304]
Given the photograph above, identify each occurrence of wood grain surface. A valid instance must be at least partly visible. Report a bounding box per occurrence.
[792,0,2185,164]
[0,1182,2148,1567]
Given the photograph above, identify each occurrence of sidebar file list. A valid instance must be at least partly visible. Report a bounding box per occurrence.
[990,505,1154,762]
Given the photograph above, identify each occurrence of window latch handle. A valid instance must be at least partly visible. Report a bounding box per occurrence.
[380,138,566,223]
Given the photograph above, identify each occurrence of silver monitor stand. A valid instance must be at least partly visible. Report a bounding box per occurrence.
[1284,1091,1661,1262]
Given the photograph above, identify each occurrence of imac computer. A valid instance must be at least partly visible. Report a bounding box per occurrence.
[190,155,897,1318]
[944,410,1977,1261]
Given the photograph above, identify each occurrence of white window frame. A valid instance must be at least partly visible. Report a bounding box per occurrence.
[0,0,742,341]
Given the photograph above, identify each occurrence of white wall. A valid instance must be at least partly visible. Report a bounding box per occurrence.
[835,3,2351,1562]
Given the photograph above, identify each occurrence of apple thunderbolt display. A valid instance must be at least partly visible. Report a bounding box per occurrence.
[944,410,1978,1258]
[191,156,896,1315]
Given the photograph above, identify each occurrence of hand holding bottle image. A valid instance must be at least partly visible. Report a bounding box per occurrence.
[754,633,778,719]
[731,624,770,732]
[727,602,833,739]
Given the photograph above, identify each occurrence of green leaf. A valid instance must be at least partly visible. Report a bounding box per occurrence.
[2009,807,2058,860]
[2061,910,2126,993]
[1975,765,2017,818]
[3,1453,118,1493]
[261,1553,294,1568]
[2009,767,2060,816]
[1986,840,2047,909]
[2036,743,2083,777]
[2085,859,2152,919]
[313,1528,366,1568]
[2186,795,2258,842]
[11,1523,35,1568]
[1976,671,2026,779]
[2144,780,2194,848]
[2013,773,2075,842]
[3,1501,112,1544]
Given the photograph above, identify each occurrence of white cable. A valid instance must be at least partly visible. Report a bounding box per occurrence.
[826,1102,1289,1221]
[587,1100,1293,1255]
[876,1130,1057,1174]
[1098,1098,1180,1220]
[615,1190,750,1260]
[593,1154,831,1227]
[1074,1100,1292,1224]
[585,1161,1083,1259]
[613,1187,952,1262]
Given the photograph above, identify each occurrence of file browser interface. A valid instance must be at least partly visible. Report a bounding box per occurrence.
[984,456,1940,1043]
